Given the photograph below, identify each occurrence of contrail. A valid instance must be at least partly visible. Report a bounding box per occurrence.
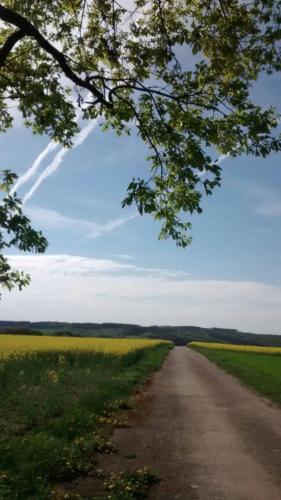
[104,213,138,232]
[25,205,139,238]
[198,152,230,179]
[13,92,91,197]
[213,115,281,167]
[11,141,59,195]
[89,213,139,238]
[217,153,230,164]
[23,120,98,204]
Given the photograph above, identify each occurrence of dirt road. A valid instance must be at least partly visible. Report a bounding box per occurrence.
[101,347,281,500]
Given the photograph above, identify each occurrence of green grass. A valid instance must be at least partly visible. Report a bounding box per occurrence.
[0,344,171,499]
[194,347,281,405]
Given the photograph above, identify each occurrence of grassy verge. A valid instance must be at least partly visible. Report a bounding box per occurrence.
[193,347,281,405]
[0,344,172,499]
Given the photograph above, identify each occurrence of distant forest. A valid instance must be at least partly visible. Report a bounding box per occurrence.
[1,321,281,347]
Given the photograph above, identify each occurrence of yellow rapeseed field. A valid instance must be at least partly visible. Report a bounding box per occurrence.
[188,341,281,355]
[0,334,169,360]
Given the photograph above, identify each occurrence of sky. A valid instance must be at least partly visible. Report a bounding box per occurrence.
[1,73,281,334]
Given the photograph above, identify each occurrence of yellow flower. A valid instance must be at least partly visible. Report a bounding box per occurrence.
[189,342,281,355]
[0,335,170,360]
[45,369,59,384]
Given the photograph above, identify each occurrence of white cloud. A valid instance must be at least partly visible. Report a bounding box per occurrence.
[250,227,273,235]
[240,183,281,217]
[25,205,138,239]
[1,254,281,335]
[110,254,136,260]
[5,254,134,275]
[255,199,281,217]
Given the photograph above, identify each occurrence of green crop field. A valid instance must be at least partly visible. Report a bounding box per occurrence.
[191,345,281,405]
[0,336,172,499]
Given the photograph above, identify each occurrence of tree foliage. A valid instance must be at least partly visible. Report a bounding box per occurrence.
[0,170,48,295]
[0,1,280,247]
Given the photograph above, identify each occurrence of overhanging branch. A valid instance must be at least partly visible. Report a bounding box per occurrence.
[0,3,110,106]
[0,29,25,66]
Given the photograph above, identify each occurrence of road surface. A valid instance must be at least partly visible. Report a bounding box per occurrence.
[101,346,281,500]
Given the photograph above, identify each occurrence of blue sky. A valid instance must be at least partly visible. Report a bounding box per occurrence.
[1,73,281,334]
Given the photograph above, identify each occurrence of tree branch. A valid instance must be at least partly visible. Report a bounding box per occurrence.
[0,29,25,66]
[0,3,110,106]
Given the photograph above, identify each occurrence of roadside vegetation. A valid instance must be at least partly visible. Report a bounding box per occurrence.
[0,335,172,499]
[190,342,281,405]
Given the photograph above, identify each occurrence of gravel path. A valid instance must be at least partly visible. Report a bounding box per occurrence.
[100,346,281,500]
